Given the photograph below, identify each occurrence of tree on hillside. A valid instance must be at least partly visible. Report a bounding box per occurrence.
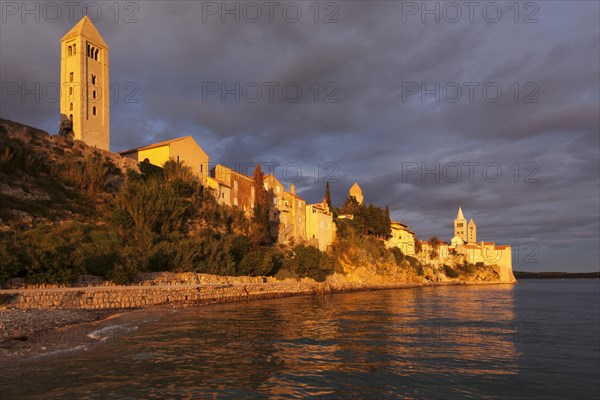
[428,236,441,260]
[428,236,441,249]
[251,164,271,246]
[335,197,391,239]
[415,239,423,254]
[325,181,332,209]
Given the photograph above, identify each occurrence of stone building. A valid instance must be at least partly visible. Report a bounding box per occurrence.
[120,136,210,184]
[385,221,416,256]
[211,164,255,214]
[61,16,110,150]
[306,200,336,250]
[449,208,514,282]
[263,175,306,244]
[207,176,231,206]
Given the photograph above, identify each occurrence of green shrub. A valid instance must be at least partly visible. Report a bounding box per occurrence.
[171,179,195,197]
[117,178,190,236]
[283,245,334,282]
[390,247,405,266]
[443,265,459,278]
[229,235,251,264]
[110,208,134,229]
[53,154,115,194]
[405,256,424,276]
[459,261,477,274]
[139,161,164,180]
[237,248,281,277]
[163,159,196,184]
[0,137,47,175]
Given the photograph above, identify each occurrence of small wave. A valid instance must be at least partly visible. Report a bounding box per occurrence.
[29,344,89,360]
[87,323,137,341]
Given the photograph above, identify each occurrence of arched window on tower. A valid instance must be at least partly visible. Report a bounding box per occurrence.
[87,44,90,57]
[69,72,74,82]
[91,74,96,85]
[93,90,96,99]
[94,49,99,61]
[69,102,73,111]
[68,46,72,56]
[69,114,73,122]
[69,87,73,95]
[73,44,76,54]
[92,106,97,116]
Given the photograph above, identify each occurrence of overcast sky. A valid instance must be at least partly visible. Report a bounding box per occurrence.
[1,1,599,271]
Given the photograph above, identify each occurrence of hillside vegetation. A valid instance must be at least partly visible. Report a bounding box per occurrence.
[1,118,500,287]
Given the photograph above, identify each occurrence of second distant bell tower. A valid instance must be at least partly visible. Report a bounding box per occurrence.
[60,16,110,150]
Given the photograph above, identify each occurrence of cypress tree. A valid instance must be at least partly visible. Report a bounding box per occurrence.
[325,181,332,209]
[251,164,271,245]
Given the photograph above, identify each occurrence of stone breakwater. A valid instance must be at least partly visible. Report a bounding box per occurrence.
[0,280,510,310]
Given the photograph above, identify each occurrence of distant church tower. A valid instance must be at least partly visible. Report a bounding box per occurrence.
[60,16,110,150]
[349,182,364,205]
[468,218,477,243]
[454,207,467,243]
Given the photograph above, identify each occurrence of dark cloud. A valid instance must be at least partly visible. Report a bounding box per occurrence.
[1,0,598,271]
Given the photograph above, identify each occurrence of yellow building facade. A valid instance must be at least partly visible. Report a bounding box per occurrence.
[385,221,416,256]
[207,176,231,206]
[306,200,336,251]
[454,242,515,282]
[212,164,255,214]
[264,175,306,244]
[120,136,210,184]
[61,16,110,150]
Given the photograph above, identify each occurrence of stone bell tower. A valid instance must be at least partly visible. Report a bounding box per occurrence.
[467,218,477,243]
[60,16,110,150]
[454,207,467,243]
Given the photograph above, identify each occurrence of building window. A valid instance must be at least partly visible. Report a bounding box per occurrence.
[69,87,73,95]
[91,74,96,85]
[73,44,76,54]
[200,164,203,173]
[87,44,90,57]
[94,49,99,61]
[69,102,73,111]
[276,186,280,193]
[69,72,74,82]
[69,114,73,122]
[68,46,72,56]
[93,90,96,99]
[92,106,97,115]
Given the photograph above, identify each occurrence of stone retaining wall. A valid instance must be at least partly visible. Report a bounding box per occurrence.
[0,280,512,310]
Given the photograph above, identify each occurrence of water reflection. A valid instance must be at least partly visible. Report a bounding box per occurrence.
[3,285,526,399]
